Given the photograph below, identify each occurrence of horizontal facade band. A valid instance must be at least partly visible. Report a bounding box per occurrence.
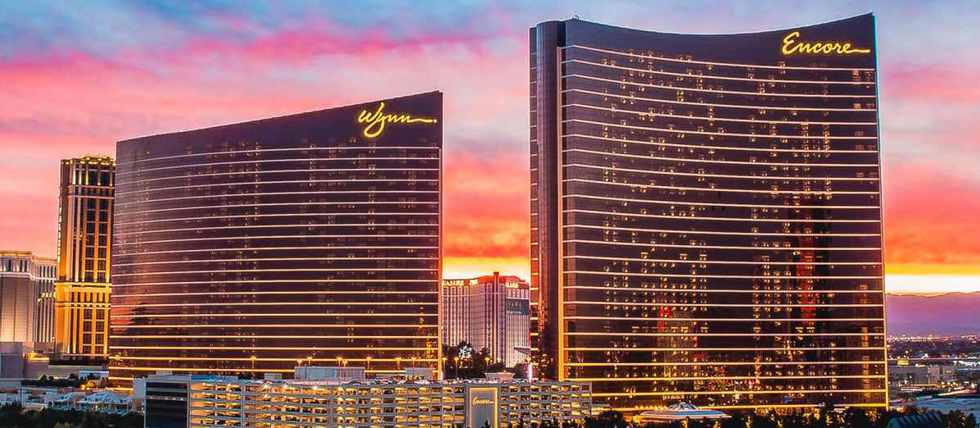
[116,190,438,207]
[112,290,439,298]
[565,133,878,155]
[116,178,437,196]
[567,118,878,140]
[565,300,882,308]
[113,301,437,308]
[565,177,879,195]
[111,313,436,319]
[565,286,883,294]
[119,146,439,165]
[565,332,883,337]
[117,211,439,226]
[108,356,437,362]
[115,233,438,245]
[564,224,880,237]
[566,208,882,223]
[565,346,883,352]
[117,157,440,177]
[575,375,885,382]
[565,270,881,279]
[116,221,438,237]
[566,239,881,251]
[116,201,439,219]
[111,279,437,288]
[112,324,437,329]
[120,167,440,186]
[115,257,437,267]
[566,102,877,126]
[113,267,438,277]
[565,147,879,167]
[569,361,883,367]
[563,58,877,85]
[565,316,883,322]
[115,245,437,257]
[110,346,434,351]
[564,193,880,210]
[565,88,877,112]
[565,73,877,99]
[565,45,877,72]
[566,163,879,182]
[590,389,887,398]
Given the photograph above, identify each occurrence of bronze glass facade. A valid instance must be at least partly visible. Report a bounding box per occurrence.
[530,16,885,411]
[110,92,442,385]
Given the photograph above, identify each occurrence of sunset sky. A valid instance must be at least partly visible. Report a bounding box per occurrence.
[2,1,978,294]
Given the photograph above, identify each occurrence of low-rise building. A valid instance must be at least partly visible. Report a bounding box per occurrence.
[145,371,591,428]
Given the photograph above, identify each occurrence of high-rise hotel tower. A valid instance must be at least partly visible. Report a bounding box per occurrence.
[55,156,115,359]
[530,15,885,410]
[110,92,442,385]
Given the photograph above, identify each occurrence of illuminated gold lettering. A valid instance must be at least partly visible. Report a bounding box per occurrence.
[781,31,870,55]
[356,102,438,138]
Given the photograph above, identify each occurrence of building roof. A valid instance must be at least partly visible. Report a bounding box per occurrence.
[886,412,945,428]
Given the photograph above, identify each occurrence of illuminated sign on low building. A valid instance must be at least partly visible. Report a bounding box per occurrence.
[466,386,499,428]
[781,31,871,55]
[356,102,437,138]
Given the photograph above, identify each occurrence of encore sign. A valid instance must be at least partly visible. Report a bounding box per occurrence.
[781,31,871,55]
[356,102,437,138]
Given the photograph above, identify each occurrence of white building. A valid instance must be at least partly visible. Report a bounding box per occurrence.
[442,273,530,366]
[0,251,56,348]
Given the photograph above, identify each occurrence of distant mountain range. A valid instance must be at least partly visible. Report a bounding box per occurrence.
[887,292,980,336]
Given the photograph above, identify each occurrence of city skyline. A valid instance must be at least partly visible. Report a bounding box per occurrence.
[2,1,979,295]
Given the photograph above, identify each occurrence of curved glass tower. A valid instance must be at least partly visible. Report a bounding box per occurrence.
[530,15,885,410]
[110,92,442,385]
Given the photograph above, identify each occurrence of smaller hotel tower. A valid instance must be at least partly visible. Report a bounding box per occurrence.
[55,156,115,359]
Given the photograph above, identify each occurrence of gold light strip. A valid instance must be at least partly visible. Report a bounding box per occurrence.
[565,73,875,99]
[567,209,880,223]
[564,178,879,195]
[564,44,876,72]
[565,88,877,112]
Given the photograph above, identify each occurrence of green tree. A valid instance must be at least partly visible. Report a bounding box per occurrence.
[443,341,506,379]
